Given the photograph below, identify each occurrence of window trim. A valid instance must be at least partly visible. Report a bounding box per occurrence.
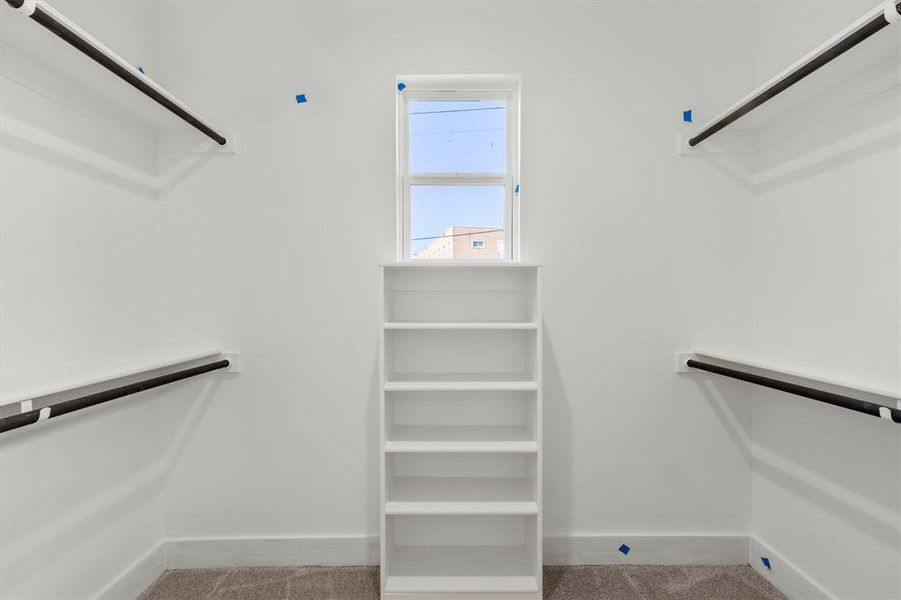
[471,239,486,249]
[396,76,520,261]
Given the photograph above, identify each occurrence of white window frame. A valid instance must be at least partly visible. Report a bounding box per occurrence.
[396,74,521,261]
[471,240,486,249]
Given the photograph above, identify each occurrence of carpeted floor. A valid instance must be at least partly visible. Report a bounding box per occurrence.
[139,564,786,599]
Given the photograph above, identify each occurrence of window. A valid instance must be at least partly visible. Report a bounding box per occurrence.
[397,75,520,260]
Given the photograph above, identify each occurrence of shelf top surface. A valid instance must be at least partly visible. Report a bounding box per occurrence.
[385,322,538,330]
[0,348,222,406]
[382,261,541,268]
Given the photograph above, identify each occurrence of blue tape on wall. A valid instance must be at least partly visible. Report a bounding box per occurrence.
[683,109,692,123]
[514,184,520,193]
[138,65,145,74]
[295,94,307,104]
[397,82,407,91]
[618,544,631,556]
[760,557,771,570]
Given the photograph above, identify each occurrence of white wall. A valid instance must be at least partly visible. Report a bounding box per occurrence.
[152,0,756,542]
[748,2,900,598]
[0,2,170,598]
[6,1,896,599]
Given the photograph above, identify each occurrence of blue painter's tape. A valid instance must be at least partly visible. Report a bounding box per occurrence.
[761,557,771,570]
[295,94,307,104]
[397,82,407,92]
[514,184,520,194]
[683,109,692,123]
[618,544,631,556]
[138,65,145,74]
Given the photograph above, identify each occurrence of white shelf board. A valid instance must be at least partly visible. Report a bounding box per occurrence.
[387,545,535,580]
[385,440,538,454]
[385,322,538,330]
[382,261,541,268]
[386,575,538,594]
[0,349,223,406]
[693,348,900,401]
[390,477,534,503]
[385,379,537,392]
[385,501,538,516]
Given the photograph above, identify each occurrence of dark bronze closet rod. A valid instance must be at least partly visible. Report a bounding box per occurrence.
[4,0,228,146]
[0,360,230,434]
[689,0,901,147]
[687,359,900,424]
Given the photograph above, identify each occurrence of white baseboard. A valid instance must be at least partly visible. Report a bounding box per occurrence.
[749,537,833,600]
[165,535,380,569]
[543,533,748,566]
[165,533,749,570]
[102,534,829,600]
[95,542,166,600]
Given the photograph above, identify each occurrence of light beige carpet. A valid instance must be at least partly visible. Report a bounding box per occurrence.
[139,564,785,599]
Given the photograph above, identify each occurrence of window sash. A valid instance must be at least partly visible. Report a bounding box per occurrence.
[402,175,513,260]
[397,78,520,261]
[403,90,514,177]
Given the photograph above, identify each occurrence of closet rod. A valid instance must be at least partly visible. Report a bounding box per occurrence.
[0,359,230,434]
[4,0,228,146]
[686,359,901,424]
[689,0,901,147]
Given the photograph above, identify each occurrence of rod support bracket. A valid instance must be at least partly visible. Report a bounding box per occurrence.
[220,352,243,374]
[221,133,239,155]
[884,1,901,23]
[14,0,36,16]
[675,134,696,155]
[675,352,696,373]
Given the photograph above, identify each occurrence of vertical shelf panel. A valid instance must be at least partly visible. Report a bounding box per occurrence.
[380,263,542,599]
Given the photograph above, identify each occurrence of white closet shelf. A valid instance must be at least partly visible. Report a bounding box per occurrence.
[2,0,233,152]
[692,348,900,400]
[680,0,901,151]
[385,440,538,454]
[386,575,539,594]
[385,501,539,516]
[382,261,542,269]
[385,381,538,392]
[0,349,224,406]
[385,322,538,330]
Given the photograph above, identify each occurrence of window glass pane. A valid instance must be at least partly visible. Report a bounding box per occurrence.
[410,186,505,259]
[408,100,506,173]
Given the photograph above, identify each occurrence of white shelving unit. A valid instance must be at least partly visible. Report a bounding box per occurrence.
[380,262,542,599]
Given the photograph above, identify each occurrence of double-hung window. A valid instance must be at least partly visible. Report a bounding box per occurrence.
[397,75,520,260]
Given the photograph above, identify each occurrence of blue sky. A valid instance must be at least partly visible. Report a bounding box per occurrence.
[408,100,506,254]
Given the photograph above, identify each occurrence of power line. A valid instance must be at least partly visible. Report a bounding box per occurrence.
[411,127,504,137]
[410,106,505,116]
[413,228,503,242]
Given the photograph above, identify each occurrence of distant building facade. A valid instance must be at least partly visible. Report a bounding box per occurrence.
[414,226,505,259]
